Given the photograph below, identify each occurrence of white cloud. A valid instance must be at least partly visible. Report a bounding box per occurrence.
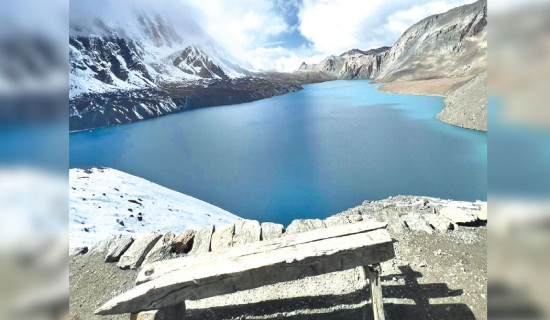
[298,0,385,55]
[186,0,289,61]
[248,46,326,72]
[296,0,476,58]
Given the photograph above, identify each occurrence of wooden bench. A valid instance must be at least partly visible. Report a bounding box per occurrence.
[96,220,395,319]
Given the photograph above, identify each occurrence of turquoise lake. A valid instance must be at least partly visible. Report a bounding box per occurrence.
[69,80,487,224]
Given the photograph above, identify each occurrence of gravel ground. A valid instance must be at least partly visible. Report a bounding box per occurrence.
[70,197,487,320]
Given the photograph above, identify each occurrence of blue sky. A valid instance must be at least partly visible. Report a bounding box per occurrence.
[187,0,477,71]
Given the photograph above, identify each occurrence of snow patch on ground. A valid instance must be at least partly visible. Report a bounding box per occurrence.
[69,167,239,248]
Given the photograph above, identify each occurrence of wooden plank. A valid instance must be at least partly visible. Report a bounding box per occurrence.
[96,228,394,315]
[136,220,388,284]
[366,264,385,320]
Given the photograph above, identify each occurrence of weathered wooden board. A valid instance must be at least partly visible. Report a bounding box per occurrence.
[136,220,388,284]
[96,227,394,315]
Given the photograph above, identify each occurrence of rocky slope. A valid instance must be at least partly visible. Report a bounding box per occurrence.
[70,195,487,320]
[375,0,486,82]
[437,72,487,131]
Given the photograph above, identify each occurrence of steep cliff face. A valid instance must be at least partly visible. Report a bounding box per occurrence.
[376,0,486,82]
[298,56,345,77]
[298,47,389,79]
[338,49,389,79]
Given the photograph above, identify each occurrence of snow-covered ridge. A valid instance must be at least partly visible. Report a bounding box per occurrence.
[69,167,239,248]
[69,7,251,99]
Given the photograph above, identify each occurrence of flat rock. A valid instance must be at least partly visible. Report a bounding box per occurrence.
[402,213,433,234]
[105,235,134,263]
[171,230,195,254]
[189,226,214,255]
[441,207,478,225]
[324,215,349,227]
[285,219,325,235]
[477,203,487,221]
[142,232,175,265]
[233,219,261,246]
[91,234,116,255]
[424,214,452,233]
[118,233,162,270]
[261,222,284,240]
[211,224,235,251]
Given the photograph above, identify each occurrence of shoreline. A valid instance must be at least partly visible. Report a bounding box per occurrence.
[377,76,487,132]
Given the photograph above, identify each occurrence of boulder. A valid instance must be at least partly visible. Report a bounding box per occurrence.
[347,213,363,223]
[105,235,134,263]
[424,214,453,233]
[441,207,478,225]
[402,213,433,234]
[142,232,175,265]
[233,219,261,246]
[189,225,214,255]
[261,222,284,240]
[211,224,235,251]
[171,230,195,254]
[324,215,349,227]
[91,234,116,255]
[477,203,487,221]
[118,233,162,270]
[285,219,325,235]
[69,246,88,256]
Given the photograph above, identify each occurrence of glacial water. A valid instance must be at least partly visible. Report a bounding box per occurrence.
[70,80,487,225]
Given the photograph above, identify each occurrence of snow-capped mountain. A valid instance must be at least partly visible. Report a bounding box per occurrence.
[69,6,251,99]
[70,167,240,248]
[68,3,311,131]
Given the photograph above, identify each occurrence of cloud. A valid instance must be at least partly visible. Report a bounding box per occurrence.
[296,0,477,59]
[298,0,386,55]
[248,46,327,72]
[186,0,289,60]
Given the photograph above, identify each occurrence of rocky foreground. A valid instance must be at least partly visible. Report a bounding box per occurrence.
[70,196,487,320]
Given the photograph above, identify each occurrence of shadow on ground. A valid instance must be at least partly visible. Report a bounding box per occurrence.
[187,266,475,320]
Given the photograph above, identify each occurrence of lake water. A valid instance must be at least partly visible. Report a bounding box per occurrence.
[70,80,487,225]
